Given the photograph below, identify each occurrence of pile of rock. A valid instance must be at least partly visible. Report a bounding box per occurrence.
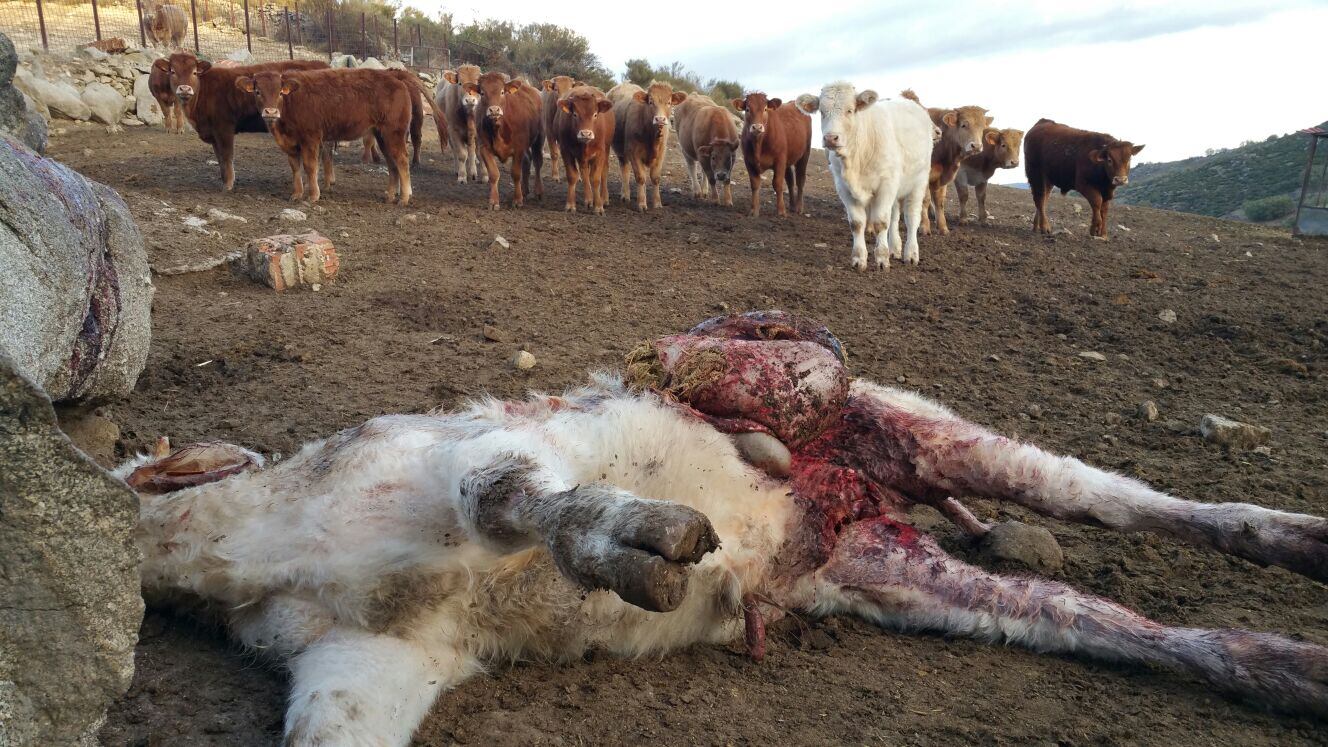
[6,33,173,129]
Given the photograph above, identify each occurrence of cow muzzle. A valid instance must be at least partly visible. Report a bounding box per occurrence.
[1113,176,1129,186]
[1004,159,1019,169]
[486,106,503,120]
[175,85,194,100]
[823,133,843,150]
[965,142,982,155]
[577,129,595,143]
[261,107,281,121]
[653,115,669,128]
[750,123,766,135]
[715,170,730,182]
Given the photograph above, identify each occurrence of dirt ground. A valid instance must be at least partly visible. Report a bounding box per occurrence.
[42,118,1326,746]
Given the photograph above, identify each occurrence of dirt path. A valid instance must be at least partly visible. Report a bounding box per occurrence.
[44,119,1327,746]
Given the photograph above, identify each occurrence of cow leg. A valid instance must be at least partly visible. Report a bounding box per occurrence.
[846,203,869,271]
[320,145,336,187]
[933,182,951,235]
[564,157,580,213]
[723,179,733,207]
[531,142,544,202]
[630,156,648,212]
[286,153,305,201]
[301,140,322,203]
[649,157,664,209]
[846,381,1328,582]
[549,139,562,183]
[284,627,478,747]
[1098,196,1112,237]
[901,184,926,265]
[793,155,808,214]
[867,189,895,270]
[918,192,932,236]
[483,150,502,210]
[215,131,237,191]
[390,131,413,207]
[955,184,970,224]
[1083,187,1104,237]
[772,160,789,217]
[975,181,990,225]
[1031,179,1051,233]
[683,154,699,197]
[512,153,528,208]
[813,517,1328,718]
[749,170,763,217]
[595,156,610,215]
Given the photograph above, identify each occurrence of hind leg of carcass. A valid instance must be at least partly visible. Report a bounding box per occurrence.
[812,516,1328,718]
[846,380,1328,582]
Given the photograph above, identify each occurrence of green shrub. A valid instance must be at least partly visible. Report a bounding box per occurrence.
[1243,195,1296,222]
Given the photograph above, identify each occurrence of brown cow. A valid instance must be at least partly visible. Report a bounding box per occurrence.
[953,127,1023,225]
[541,75,576,183]
[1024,118,1144,238]
[676,93,738,206]
[148,57,185,133]
[436,64,486,183]
[919,97,991,235]
[472,72,544,209]
[236,68,414,205]
[554,85,615,214]
[734,92,812,217]
[610,81,686,211]
[156,53,328,190]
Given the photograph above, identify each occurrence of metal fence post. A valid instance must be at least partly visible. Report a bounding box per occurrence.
[294,0,301,47]
[285,10,293,59]
[135,0,146,47]
[359,12,365,59]
[259,4,265,37]
[392,18,397,61]
[373,16,379,58]
[35,0,49,50]
[92,0,102,42]
[189,0,200,52]
[242,0,251,52]
[326,7,333,59]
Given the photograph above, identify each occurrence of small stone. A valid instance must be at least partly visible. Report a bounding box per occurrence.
[687,234,700,244]
[279,208,307,222]
[1152,378,1169,389]
[801,628,835,651]
[896,375,907,384]
[482,325,512,343]
[1053,228,1074,237]
[1253,445,1272,457]
[82,148,94,157]
[1103,412,1123,426]
[1138,400,1159,421]
[1078,351,1107,361]
[1273,358,1308,377]
[1116,224,1131,232]
[1199,414,1270,449]
[206,208,247,223]
[1072,203,1082,214]
[510,350,536,370]
[1026,404,1042,419]
[395,213,419,226]
[181,215,208,230]
[489,235,510,250]
[980,521,1064,570]
[1208,233,1220,244]
[987,354,1001,362]
[813,242,828,248]
[1158,309,1177,324]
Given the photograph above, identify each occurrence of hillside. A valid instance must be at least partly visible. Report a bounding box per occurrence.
[1116,122,1324,219]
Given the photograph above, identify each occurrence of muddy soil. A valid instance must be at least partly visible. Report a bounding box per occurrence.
[43,119,1326,746]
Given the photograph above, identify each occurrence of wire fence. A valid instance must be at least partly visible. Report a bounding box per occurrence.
[0,0,491,71]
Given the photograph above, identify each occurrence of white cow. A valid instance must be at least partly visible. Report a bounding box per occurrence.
[796,82,933,270]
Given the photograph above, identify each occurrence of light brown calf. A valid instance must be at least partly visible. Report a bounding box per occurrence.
[920,97,991,234]
[676,93,739,206]
[472,72,545,209]
[437,64,485,183]
[148,58,184,133]
[953,127,1023,225]
[554,85,615,214]
[541,75,577,182]
[610,81,686,210]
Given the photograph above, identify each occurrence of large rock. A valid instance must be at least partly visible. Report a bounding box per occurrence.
[359,56,386,70]
[132,73,162,126]
[15,67,90,121]
[979,520,1064,570]
[0,351,143,746]
[0,32,47,152]
[0,135,154,404]
[1200,414,1271,449]
[80,80,129,125]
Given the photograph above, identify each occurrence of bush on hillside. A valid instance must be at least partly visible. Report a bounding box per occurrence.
[1243,195,1296,222]
[624,59,744,110]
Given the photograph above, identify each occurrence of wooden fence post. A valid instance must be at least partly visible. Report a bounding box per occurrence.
[189,0,200,52]
[35,0,49,50]
[91,0,102,41]
[242,0,251,52]
[359,12,365,60]
[294,0,301,47]
[326,7,333,60]
[135,0,146,47]
[285,9,293,59]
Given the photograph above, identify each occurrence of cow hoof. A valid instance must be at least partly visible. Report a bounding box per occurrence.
[565,205,576,213]
[594,207,604,216]
[873,259,888,271]
[851,259,867,272]
[489,203,500,211]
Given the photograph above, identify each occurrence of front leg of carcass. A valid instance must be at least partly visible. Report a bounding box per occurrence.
[458,453,722,612]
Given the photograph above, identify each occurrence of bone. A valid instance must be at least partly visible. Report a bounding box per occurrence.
[732,431,792,478]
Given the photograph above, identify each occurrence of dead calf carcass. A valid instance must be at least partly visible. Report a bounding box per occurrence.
[127,312,1328,746]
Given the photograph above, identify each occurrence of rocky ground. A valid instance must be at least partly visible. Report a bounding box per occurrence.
[40,119,1328,746]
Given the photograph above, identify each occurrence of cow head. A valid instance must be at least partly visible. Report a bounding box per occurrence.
[545,75,576,98]
[475,71,519,123]
[697,137,738,184]
[559,87,612,143]
[236,71,298,123]
[159,52,210,104]
[453,64,482,111]
[733,92,783,140]
[1091,141,1145,186]
[983,127,1024,170]
[941,105,991,156]
[796,82,878,155]
[633,82,686,134]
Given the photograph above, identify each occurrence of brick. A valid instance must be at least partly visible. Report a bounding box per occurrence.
[232,231,339,292]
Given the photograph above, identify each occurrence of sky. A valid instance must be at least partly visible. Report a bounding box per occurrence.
[423,0,1328,184]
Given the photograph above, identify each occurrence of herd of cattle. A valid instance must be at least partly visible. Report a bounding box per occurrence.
[146,52,1145,269]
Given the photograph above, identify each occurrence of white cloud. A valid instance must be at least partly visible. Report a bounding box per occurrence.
[414,0,1328,182]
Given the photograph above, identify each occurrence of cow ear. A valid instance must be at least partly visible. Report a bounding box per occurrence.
[731,97,746,111]
[542,79,553,91]
[768,97,782,110]
[984,129,1000,146]
[443,70,458,84]
[697,145,712,156]
[795,94,819,114]
[942,110,957,128]
[855,90,878,110]
[559,98,573,113]
[463,82,479,95]
[503,81,521,95]
[196,60,212,75]
[152,58,170,73]
[1089,148,1107,163]
[985,115,994,126]
[1131,144,1146,155]
[281,78,298,95]
[670,91,687,105]
[235,76,255,94]
[632,91,647,103]
[596,98,613,113]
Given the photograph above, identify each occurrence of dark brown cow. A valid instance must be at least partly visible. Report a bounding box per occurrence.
[148,58,184,133]
[325,70,443,185]
[156,52,328,190]
[610,81,686,211]
[953,127,1023,225]
[1024,118,1145,238]
[541,75,576,183]
[554,85,615,214]
[236,68,414,205]
[918,95,990,235]
[471,72,544,209]
[733,92,812,217]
